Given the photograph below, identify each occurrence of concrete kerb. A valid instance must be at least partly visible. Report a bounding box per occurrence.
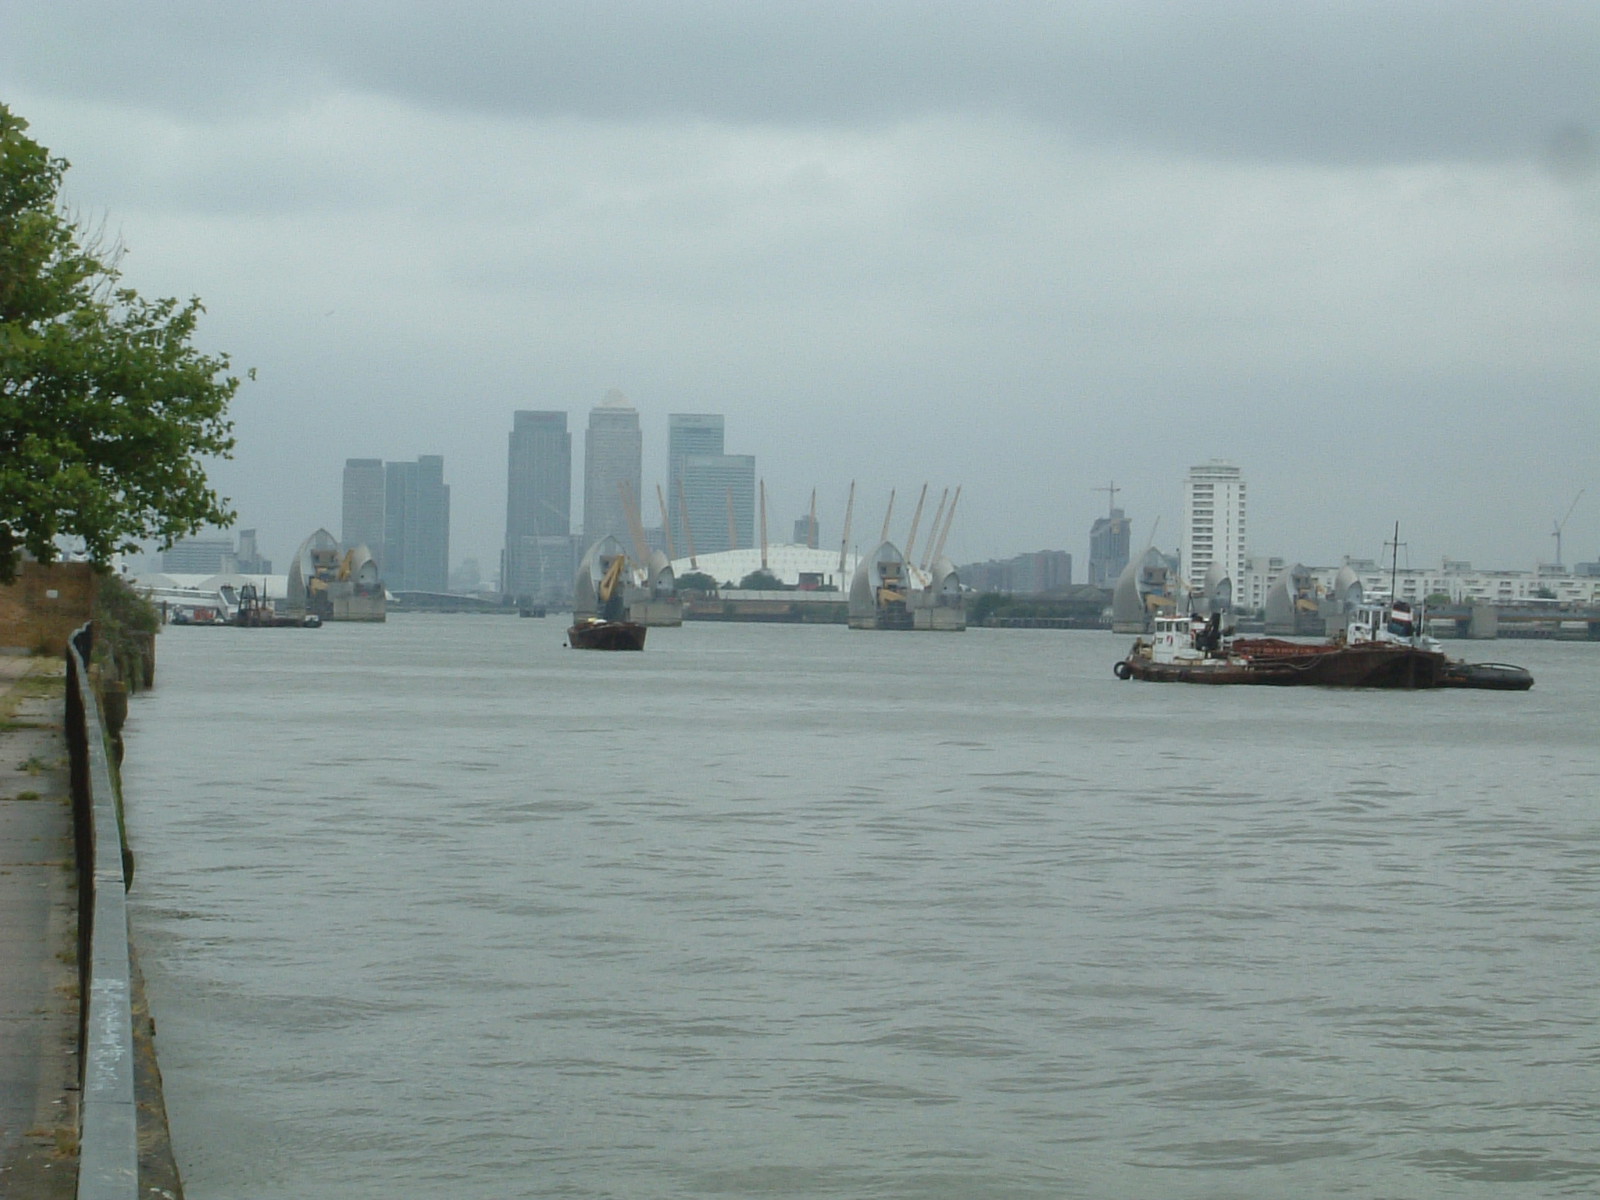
[65,625,139,1200]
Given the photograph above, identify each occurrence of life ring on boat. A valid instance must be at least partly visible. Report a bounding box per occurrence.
[1113,660,1133,680]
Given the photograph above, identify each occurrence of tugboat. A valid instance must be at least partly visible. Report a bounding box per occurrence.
[1115,598,1531,690]
[567,546,646,651]
[1116,523,1532,690]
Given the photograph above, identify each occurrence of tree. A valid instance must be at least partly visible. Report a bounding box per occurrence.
[738,569,783,590]
[1,103,241,582]
[676,571,718,593]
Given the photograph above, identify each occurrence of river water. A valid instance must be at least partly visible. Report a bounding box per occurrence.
[120,618,1600,1199]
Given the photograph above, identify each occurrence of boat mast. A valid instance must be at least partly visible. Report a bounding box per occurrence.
[1386,521,1403,599]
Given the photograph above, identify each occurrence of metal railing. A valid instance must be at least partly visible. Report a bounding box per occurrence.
[64,623,139,1200]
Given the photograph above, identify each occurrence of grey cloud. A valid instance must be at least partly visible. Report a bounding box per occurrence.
[6,1,1597,165]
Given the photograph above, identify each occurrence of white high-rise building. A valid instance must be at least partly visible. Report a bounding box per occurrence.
[1181,460,1247,591]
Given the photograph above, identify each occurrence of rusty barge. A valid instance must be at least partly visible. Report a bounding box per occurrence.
[1116,603,1532,690]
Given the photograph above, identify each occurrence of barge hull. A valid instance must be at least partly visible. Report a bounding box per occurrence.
[1124,644,1449,688]
[567,620,647,651]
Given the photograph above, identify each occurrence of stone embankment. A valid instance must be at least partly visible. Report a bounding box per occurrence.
[0,646,182,1199]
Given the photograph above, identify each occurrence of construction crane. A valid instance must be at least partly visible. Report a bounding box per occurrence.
[1553,490,1585,569]
[1092,481,1121,517]
[596,553,627,621]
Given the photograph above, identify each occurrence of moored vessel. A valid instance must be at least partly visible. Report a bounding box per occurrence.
[1115,601,1532,690]
[567,538,649,651]
[566,616,646,651]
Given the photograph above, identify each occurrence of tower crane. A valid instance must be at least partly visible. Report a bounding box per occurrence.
[1092,481,1121,517]
[1553,490,1585,569]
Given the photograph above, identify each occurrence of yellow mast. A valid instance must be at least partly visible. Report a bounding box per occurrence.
[656,483,675,560]
[759,479,768,571]
[677,478,699,569]
[838,480,855,575]
[903,482,929,565]
[921,488,949,572]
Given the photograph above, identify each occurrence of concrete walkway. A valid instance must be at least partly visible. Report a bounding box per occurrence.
[0,655,78,1199]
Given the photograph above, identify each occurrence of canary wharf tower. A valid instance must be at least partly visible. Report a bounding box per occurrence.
[503,411,571,603]
[582,390,643,545]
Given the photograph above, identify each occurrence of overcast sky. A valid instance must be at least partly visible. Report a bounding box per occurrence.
[5,1,1597,577]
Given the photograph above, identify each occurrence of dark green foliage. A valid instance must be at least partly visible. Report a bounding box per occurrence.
[969,588,1110,625]
[94,572,159,690]
[1,103,242,582]
[676,571,719,593]
[968,592,1006,626]
[737,569,784,590]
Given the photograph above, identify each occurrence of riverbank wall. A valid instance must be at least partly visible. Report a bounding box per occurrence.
[0,626,181,1198]
[65,624,182,1199]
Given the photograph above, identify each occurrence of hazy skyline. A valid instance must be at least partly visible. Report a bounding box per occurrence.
[5,1,1597,575]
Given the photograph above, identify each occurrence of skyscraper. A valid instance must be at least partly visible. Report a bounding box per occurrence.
[679,453,755,555]
[583,390,642,546]
[666,413,724,552]
[383,455,450,592]
[1181,460,1247,590]
[504,411,572,603]
[342,458,386,564]
[1089,508,1132,589]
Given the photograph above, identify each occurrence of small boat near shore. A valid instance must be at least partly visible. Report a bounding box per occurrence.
[1115,601,1532,690]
